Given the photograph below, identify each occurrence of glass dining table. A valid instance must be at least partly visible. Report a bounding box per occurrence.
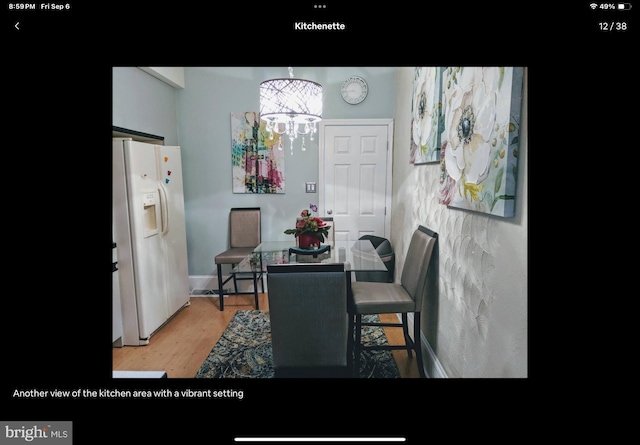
[230,239,388,310]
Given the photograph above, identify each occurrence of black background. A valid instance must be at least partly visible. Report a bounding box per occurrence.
[4,1,632,441]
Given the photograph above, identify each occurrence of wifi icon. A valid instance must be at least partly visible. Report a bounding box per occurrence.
[590,2,598,8]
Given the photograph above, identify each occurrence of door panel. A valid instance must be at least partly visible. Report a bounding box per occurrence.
[319,120,393,242]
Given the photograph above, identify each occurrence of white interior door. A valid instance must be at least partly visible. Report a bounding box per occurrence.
[319,119,393,241]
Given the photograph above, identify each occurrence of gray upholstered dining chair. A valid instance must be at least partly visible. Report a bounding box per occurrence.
[266,263,350,378]
[349,225,437,378]
[214,207,263,311]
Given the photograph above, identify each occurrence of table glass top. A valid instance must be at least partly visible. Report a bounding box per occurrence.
[232,240,387,273]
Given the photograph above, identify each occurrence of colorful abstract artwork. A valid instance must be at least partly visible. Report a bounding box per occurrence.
[231,112,285,194]
[410,67,444,164]
[438,67,524,217]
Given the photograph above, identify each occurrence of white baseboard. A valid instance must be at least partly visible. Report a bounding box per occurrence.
[189,275,218,294]
[189,274,267,295]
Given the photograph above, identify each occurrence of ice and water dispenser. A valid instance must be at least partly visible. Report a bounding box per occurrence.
[142,191,160,238]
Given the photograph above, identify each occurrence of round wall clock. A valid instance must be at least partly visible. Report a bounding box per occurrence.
[341,76,368,105]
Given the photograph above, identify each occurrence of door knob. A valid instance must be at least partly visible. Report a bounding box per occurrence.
[327,209,333,215]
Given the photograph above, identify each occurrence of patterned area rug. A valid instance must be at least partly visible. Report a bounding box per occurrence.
[195,310,400,378]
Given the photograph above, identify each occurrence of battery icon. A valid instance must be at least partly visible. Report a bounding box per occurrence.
[618,3,632,10]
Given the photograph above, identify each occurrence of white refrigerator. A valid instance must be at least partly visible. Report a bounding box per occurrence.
[113,138,190,346]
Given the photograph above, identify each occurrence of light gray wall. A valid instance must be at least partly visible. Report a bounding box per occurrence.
[175,67,397,277]
[112,67,179,145]
[392,67,528,378]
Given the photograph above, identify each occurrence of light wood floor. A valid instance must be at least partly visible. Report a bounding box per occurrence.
[112,294,421,378]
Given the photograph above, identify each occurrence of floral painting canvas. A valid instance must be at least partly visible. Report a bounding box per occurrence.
[438,67,524,217]
[410,67,444,164]
[231,112,285,194]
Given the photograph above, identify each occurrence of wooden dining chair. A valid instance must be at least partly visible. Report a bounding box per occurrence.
[214,207,263,311]
[349,225,437,378]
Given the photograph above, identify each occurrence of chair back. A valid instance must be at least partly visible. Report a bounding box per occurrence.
[356,234,395,283]
[266,263,348,371]
[229,207,261,248]
[358,234,387,250]
[400,226,437,308]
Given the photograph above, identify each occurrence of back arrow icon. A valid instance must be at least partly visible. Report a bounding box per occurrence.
[15,21,20,30]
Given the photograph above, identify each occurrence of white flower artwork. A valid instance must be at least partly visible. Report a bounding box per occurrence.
[410,67,444,164]
[438,67,524,217]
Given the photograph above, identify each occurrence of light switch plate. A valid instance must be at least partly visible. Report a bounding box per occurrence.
[306,182,316,193]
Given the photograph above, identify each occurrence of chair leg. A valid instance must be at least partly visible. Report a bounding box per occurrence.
[216,264,224,311]
[252,272,259,310]
[354,314,362,377]
[232,266,239,293]
[413,312,426,378]
[401,313,413,358]
[347,313,355,376]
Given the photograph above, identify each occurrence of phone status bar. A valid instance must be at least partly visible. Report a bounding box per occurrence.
[590,3,633,10]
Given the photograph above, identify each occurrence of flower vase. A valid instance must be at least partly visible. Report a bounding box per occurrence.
[298,233,318,250]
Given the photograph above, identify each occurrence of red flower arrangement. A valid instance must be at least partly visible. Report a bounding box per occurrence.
[284,205,331,246]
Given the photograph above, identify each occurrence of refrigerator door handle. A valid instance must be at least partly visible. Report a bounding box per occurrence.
[158,183,170,235]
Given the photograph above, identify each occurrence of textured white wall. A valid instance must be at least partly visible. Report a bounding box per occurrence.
[391,67,528,378]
